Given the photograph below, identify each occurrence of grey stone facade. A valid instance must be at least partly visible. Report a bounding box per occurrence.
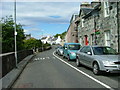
[77,1,120,52]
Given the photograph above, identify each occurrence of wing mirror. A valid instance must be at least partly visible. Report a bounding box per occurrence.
[87,52,92,55]
[65,47,67,49]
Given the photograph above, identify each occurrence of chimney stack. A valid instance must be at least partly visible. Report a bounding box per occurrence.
[80,2,92,8]
[91,0,101,8]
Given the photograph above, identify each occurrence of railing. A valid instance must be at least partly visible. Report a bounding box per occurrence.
[1,50,33,78]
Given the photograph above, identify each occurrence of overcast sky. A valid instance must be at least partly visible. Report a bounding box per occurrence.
[1,0,92,39]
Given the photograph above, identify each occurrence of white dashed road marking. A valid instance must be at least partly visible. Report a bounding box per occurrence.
[53,51,114,90]
[33,57,51,61]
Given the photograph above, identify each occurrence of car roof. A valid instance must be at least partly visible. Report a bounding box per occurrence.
[83,45,111,48]
[64,43,80,45]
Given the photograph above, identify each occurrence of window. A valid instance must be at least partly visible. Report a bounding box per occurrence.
[80,46,91,54]
[86,46,92,53]
[68,44,81,50]
[105,30,110,46]
[80,47,86,53]
[92,47,116,55]
[104,1,109,17]
[81,19,84,27]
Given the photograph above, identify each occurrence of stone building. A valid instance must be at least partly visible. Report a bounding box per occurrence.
[77,1,120,52]
[65,14,79,43]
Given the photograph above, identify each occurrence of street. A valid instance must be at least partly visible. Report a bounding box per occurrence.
[12,46,119,89]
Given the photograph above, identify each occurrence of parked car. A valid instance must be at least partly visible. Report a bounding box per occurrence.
[76,45,120,75]
[63,43,81,60]
[56,46,63,56]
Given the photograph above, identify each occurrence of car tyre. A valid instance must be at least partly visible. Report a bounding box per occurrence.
[68,55,70,61]
[76,57,80,67]
[93,62,101,75]
[63,55,65,59]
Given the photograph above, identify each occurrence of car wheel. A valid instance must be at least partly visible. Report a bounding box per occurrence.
[68,55,70,61]
[63,55,65,59]
[58,52,59,55]
[93,62,101,75]
[76,57,80,67]
[56,51,58,54]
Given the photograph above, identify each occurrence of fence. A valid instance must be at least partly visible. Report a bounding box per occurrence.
[1,50,33,78]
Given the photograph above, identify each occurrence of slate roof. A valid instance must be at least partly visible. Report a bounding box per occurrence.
[79,8,93,16]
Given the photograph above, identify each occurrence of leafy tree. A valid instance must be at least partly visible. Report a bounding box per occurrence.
[24,38,42,50]
[54,31,66,39]
[1,15,25,53]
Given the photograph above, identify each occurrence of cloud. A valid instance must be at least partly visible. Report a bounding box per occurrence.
[2,0,92,2]
[1,2,83,39]
[1,2,80,24]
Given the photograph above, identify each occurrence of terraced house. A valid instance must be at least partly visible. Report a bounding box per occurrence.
[65,14,79,43]
[76,1,120,52]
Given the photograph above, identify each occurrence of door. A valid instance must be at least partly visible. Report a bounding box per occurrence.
[64,44,68,58]
[79,46,88,65]
[85,35,88,45]
[83,46,93,68]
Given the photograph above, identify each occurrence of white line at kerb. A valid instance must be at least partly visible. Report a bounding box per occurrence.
[53,51,114,90]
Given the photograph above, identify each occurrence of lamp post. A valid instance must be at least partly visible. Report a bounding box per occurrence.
[14,0,17,68]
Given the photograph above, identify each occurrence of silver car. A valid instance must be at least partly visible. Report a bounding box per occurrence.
[56,46,63,56]
[76,46,120,75]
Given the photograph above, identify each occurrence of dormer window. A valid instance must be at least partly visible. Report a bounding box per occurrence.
[104,1,109,17]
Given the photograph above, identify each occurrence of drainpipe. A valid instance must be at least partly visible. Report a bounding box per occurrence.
[117,2,120,53]
[94,15,97,45]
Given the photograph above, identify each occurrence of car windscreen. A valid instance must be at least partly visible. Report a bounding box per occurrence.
[92,47,117,55]
[68,44,80,50]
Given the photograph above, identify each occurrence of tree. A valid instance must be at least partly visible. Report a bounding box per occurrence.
[1,15,25,53]
[24,38,42,50]
[54,31,66,39]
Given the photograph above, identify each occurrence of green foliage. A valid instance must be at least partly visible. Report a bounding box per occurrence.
[1,16,25,53]
[24,38,42,49]
[43,42,51,47]
[54,31,66,39]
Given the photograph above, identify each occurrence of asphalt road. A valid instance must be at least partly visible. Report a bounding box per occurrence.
[12,46,120,89]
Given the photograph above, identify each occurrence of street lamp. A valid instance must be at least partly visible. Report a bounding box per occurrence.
[14,0,17,68]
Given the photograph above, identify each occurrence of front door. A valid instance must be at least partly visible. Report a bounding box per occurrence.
[85,35,88,45]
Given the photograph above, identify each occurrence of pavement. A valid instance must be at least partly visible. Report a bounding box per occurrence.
[1,54,35,89]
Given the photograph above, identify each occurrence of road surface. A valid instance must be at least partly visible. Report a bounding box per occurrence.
[12,46,119,89]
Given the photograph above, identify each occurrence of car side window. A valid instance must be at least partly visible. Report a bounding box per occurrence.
[80,47,87,53]
[86,46,92,55]
[86,46,92,53]
[80,46,92,54]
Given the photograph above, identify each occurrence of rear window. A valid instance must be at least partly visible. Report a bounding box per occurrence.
[68,44,81,50]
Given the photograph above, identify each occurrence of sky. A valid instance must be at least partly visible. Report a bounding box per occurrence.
[1,0,92,39]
